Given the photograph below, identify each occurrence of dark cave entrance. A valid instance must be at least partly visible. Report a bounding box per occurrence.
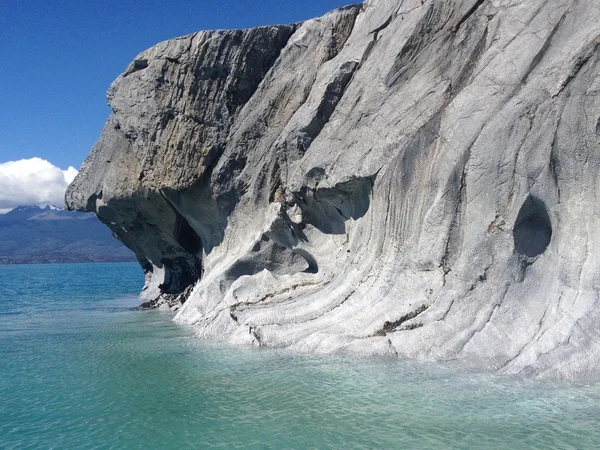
[174,212,202,255]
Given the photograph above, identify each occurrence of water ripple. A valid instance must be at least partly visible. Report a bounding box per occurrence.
[1,263,599,449]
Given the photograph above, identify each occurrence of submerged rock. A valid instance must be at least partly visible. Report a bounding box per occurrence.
[66,0,600,380]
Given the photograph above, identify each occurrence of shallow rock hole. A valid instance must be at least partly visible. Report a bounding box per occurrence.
[513,196,552,258]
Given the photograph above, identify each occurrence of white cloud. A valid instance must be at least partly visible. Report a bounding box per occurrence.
[0,158,79,211]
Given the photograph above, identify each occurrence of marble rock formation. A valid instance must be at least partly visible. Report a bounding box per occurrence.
[66,0,600,379]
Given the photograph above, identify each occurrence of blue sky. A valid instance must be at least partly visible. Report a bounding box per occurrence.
[0,0,358,170]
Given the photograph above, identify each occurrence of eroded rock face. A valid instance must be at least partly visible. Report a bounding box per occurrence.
[66,0,600,380]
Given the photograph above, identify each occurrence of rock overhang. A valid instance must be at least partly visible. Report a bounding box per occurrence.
[67,0,600,380]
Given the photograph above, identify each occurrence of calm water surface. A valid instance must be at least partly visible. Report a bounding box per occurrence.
[1,263,599,449]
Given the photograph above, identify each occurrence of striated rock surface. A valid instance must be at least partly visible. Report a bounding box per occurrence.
[66,0,600,379]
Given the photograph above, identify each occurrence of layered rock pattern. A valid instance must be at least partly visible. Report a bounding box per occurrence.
[67,0,600,379]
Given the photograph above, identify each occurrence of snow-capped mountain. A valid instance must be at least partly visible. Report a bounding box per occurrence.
[0,205,135,264]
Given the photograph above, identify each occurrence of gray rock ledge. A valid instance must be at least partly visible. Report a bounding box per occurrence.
[66,0,600,380]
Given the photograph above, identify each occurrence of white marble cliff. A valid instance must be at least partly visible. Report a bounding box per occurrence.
[67,0,600,379]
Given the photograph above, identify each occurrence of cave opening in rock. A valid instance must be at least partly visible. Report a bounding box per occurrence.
[174,213,203,255]
[159,257,199,295]
[513,195,552,258]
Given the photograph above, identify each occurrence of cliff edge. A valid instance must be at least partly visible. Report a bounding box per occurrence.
[67,0,600,379]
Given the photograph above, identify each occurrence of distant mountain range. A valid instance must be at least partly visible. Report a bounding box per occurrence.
[0,205,136,264]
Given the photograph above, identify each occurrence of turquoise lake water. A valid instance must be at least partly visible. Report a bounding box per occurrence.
[1,263,599,449]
